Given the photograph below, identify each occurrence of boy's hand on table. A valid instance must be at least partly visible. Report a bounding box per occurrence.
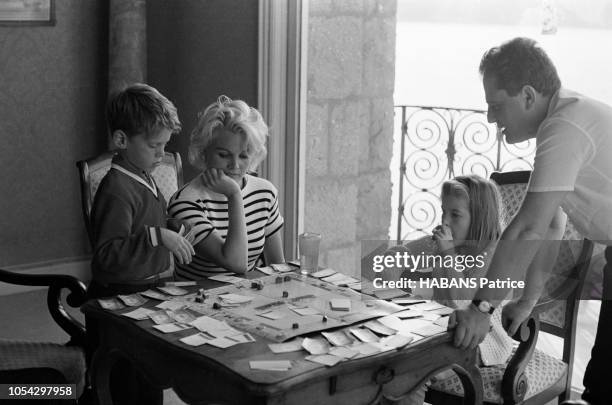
[201,168,241,198]
[160,228,195,264]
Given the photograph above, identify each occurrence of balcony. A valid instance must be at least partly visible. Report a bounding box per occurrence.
[393,105,536,241]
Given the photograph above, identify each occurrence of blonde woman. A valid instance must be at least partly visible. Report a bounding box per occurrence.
[168,96,284,279]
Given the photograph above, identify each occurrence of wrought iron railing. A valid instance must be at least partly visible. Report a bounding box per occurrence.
[394,105,536,241]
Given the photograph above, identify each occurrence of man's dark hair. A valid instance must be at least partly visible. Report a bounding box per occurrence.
[479,37,561,96]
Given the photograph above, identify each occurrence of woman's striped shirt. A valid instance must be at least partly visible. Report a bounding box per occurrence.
[167,174,283,279]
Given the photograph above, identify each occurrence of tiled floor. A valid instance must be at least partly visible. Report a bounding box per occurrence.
[0,290,600,404]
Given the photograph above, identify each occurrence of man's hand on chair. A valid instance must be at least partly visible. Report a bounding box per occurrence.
[501,298,535,337]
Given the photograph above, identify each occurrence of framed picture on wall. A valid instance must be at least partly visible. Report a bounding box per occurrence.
[0,0,55,26]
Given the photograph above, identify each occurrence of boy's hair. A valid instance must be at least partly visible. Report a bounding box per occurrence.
[441,174,501,252]
[189,95,268,171]
[479,37,561,97]
[106,83,182,138]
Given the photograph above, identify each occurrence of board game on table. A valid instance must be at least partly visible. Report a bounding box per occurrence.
[180,273,403,342]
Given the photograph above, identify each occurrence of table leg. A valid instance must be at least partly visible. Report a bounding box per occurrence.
[90,345,115,405]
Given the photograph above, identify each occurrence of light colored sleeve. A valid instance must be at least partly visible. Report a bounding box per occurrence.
[528,119,594,192]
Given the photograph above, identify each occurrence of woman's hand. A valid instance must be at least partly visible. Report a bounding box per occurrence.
[432,224,454,252]
[201,168,241,197]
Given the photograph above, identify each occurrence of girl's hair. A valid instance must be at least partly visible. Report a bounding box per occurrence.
[189,96,268,171]
[441,174,501,252]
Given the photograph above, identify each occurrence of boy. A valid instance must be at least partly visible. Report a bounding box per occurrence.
[88,83,194,299]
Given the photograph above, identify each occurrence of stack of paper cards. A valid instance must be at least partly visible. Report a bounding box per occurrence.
[379,334,414,349]
[164,280,197,287]
[155,300,187,311]
[117,294,148,307]
[346,282,362,291]
[411,301,447,311]
[140,289,171,301]
[255,266,275,275]
[395,309,424,319]
[302,337,330,355]
[328,346,359,359]
[122,307,156,320]
[250,360,292,371]
[258,310,285,320]
[329,298,351,312]
[430,306,454,316]
[268,338,304,354]
[98,298,125,310]
[373,288,410,300]
[218,293,253,305]
[352,342,384,356]
[364,320,396,336]
[287,305,319,316]
[149,310,174,325]
[270,263,294,273]
[411,323,447,337]
[153,323,192,334]
[168,309,197,324]
[321,273,359,286]
[321,330,353,346]
[391,298,425,305]
[208,274,245,284]
[311,268,336,278]
[349,327,380,343]
[157,285,189,296]
[305,354,343,367]
[180,333,212,347]
[190,316,243,339]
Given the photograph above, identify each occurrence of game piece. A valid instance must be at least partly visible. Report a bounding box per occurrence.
[213,302,221,309]
[292,323,299,329]
[322,315,328,323]
[195,296,204,304]
[251,281,259,289]
[283,275,291,282]
[275,276,283,284]
[282,291,289,298]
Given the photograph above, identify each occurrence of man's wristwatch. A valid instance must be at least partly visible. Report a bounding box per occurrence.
[472,299,495,314]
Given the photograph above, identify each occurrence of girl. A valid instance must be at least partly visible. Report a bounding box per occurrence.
[405,174,513,405]
[168,96,284,279]
[431,174,502,307]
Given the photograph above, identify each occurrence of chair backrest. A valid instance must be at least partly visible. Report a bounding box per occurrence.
[490,170,593,399]
[76,151,183,245]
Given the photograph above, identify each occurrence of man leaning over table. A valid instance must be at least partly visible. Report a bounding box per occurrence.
[448,37,612,405]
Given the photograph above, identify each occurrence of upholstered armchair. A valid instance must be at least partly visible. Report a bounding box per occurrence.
[427,170,594,405]
[76,151,184,246]
[0,269,88,404]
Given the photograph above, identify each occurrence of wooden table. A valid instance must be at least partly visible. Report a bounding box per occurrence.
[83,279,483,405]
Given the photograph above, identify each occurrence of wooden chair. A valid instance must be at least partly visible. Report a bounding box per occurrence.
[426,170,594,405]
[0,269,89,404]
[76,151,184,246]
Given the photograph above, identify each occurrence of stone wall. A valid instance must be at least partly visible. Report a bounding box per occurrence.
[305,0,397,277]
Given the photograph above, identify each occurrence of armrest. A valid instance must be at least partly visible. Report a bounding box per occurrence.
[500,314,540,403]
[0,269,87,346]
